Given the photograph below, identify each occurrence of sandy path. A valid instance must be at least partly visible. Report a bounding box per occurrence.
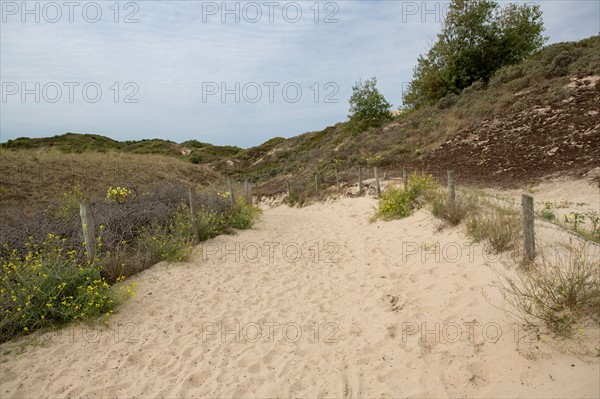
[1,196,599,398]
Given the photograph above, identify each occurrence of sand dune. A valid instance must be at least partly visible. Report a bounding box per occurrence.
[1,183,599,398]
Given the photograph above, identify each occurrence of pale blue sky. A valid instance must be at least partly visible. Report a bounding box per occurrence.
[1,0,599,147]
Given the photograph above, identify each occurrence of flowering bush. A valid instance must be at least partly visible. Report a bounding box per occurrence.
[0,234,136,343]
[135,204,193,263]
[217,191,230,200]
[376,172,436,220]
[197,205,229,241]
[228,198,262,230]
[106,186,131,204]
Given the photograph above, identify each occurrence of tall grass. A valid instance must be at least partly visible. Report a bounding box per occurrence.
[465,204,522,253]
[431,191,480,227]
[430,187,521,254]
[431,188,599,338]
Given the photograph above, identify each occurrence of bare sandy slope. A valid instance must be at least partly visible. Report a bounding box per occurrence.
[1,185,599,398]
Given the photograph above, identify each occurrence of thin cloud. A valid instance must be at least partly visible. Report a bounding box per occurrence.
[1,0,598,147]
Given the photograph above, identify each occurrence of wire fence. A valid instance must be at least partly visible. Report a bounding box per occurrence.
[0,182,250,280]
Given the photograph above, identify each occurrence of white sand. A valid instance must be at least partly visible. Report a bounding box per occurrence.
[1,182,599,398]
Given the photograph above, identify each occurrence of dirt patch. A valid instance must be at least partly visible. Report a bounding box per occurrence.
[427,76,600,188]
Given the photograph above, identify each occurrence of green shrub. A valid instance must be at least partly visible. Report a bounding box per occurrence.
[489,64,524,87]
[189,153,203,164]
[0,235,136,343]
[543,47,584,77]
[376,172,436,220]
[537,201,556,222]
[377,187,414,219]
[508,77,531,92]
[287,187,303,207]
[228,200,261,230]
[436,93,459,110]
[196,205,229,241]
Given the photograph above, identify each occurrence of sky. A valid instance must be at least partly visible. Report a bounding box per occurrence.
[1,0,599,148]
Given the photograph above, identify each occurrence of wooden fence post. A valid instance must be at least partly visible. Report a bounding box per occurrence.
[358,167,363,195]
[374,167,381,197]
[79,201,96,261]
[335,166,340,192]
[244,179,251,203]
[285,180,292,198]
[188,187,200,244]
[383,171,387,181]
[522,194,535,263]
[447,170,455,204]
[315,174,319,192]
[402,168,408,188]
[227,177,235,207]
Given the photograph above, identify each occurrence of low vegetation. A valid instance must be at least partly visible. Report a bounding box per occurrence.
[465,203,522,254]
[0,149,220,212]
[429,185,598,338]
[0,236,137,343]
[532,201,600,244]
[374,172,436,220]
[380,177,522,253]
[0,182,261,343]
[431,191,479,227]
[0,133,241,163]
[493,242,600,337]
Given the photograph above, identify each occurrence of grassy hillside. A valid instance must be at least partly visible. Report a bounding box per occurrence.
[0,149,220,217]
[1,133,242,163]
[2,36,599,197]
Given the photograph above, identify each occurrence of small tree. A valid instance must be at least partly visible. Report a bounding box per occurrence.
[347,77,392,134]
[403,0,546,109]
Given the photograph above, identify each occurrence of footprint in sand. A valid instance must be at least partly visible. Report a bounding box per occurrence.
[186,370,209,387]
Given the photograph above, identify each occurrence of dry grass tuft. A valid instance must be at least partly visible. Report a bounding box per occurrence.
[492,242,600,337]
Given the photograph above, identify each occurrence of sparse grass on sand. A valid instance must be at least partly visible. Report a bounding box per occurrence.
[429,184,599,338]
[491,242,600,337]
